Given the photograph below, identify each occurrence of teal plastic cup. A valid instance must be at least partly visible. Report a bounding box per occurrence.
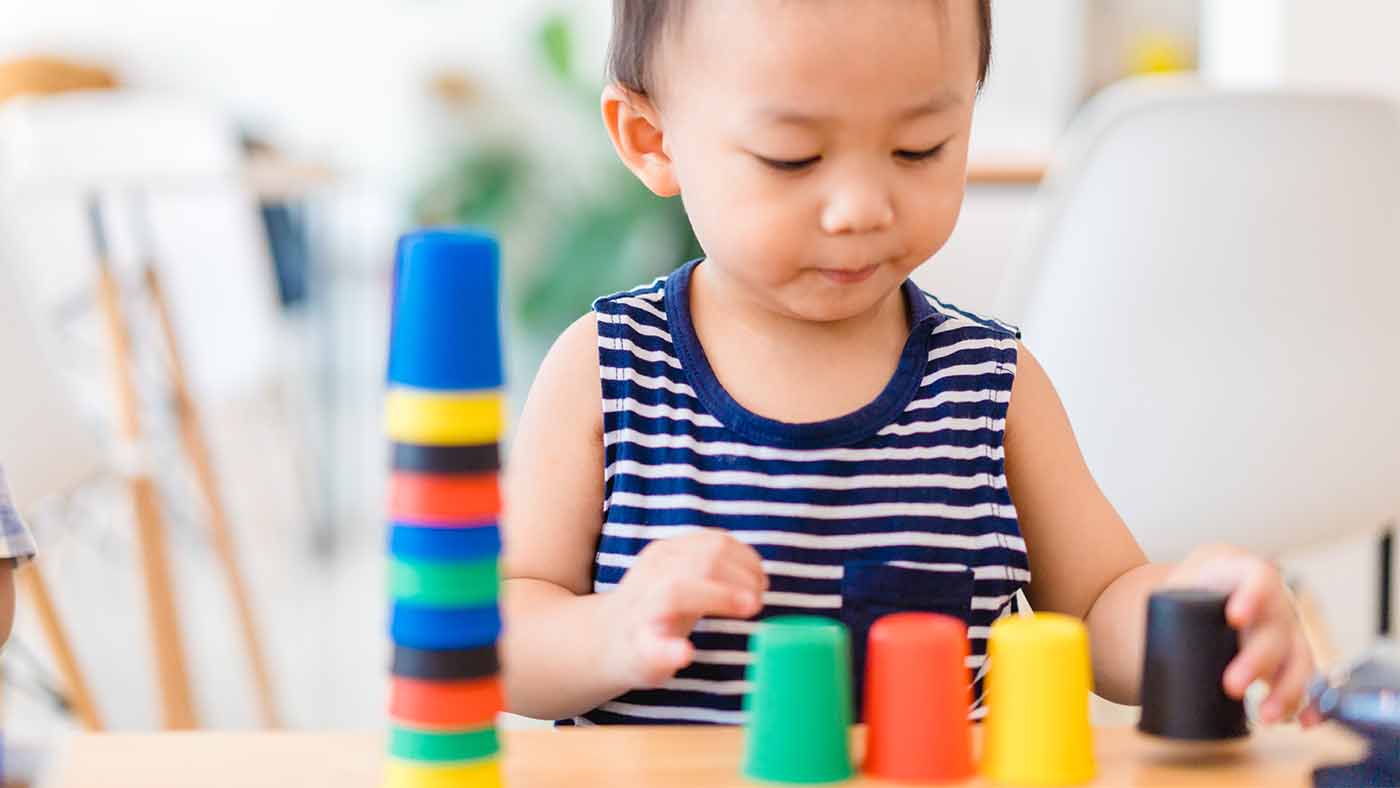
[742,616,854,784]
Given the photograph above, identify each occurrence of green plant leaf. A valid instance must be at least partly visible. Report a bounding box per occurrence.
[517,202,634,335]
[412,11,704,344]
[414,146,528,227]
[537,13,573,82]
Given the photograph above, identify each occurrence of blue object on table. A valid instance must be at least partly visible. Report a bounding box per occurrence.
[1309,643,1400,786]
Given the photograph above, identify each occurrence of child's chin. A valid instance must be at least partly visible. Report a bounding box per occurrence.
[786,292,889,324]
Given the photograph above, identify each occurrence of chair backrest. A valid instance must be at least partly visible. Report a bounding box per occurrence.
[0,91,281,402]
[998,78,1400,561]
[0,252,105,505]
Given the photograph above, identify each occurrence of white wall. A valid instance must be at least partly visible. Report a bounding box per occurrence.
[1278,1,1400,97]
[970,0,1086,160]
[0,0,610,190]
[1199,0,1287,85]
[1202,0,1400,100]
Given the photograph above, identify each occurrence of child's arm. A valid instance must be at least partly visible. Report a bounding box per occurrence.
[501,315,766,721]
[0,466,34,648]
[1005,344,1313,722]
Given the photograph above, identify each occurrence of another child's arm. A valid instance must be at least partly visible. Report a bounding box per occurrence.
[0,466,34,647]
[501,315,767,721]
[1005,344,1314,722]
[0,563,14,645]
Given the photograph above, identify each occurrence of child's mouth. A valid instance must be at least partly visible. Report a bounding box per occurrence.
[819,263,881,285]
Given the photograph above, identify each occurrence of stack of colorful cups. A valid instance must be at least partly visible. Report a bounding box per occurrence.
[383,230,506,788]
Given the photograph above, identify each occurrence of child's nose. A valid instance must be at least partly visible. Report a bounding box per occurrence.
[820,181,895,236]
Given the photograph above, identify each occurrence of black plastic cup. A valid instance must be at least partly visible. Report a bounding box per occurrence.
[1138,589,1250,741]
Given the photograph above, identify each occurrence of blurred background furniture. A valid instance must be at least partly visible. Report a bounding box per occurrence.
[0,233,106,733]
[0,89,286,729]
[998,79,1400,659]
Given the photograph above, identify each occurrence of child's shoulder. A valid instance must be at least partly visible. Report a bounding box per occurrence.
[913,286,1022,341]
[591,275,669,318]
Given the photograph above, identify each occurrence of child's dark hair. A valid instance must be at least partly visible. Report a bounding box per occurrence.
[608,1,993,97]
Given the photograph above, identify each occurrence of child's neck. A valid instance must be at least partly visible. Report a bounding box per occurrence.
[689,260,912,425]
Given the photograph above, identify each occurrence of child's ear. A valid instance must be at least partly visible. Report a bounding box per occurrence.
[601,83,680,198]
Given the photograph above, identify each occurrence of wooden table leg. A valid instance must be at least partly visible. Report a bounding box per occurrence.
[1291,580,1338,671]
[90,201,196,729]
[16,564,103,730]
[142,264,280,728]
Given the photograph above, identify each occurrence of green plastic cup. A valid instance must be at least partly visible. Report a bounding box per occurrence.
[742,616,854,784]
[388,556,499,607]
[388,724,499,763]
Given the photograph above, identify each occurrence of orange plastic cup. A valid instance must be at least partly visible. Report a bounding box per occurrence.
[862,612,974,783]
[389,676,504,729]
[388,472,500,524]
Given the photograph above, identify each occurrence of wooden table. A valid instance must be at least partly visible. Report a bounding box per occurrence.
[965,161,1047,186]
[48,724,1368,787]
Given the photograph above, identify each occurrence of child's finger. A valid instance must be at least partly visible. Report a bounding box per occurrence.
[711,549,767,594]
[724,541,769,593]
[1259,642,1313,724]
[1224,561,1283,630]
[712,561,767,600]
[635,632,694,686]
[659,577,761,621]
[1224,625,1289,698]
[1169,551,1247,589]
[1299,702,1324,728]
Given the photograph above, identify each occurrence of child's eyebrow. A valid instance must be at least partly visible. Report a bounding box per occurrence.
[759,89,963,127]
[898,89,964,119]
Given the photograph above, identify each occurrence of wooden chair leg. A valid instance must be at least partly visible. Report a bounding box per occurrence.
[142,264,280,728]
[16,564,103,730]
[90,215,197,729]
[1290,580,1339,671]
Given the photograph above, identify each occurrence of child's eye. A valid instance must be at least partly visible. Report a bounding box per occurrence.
[758,155,821,172]
[895,144,945,162]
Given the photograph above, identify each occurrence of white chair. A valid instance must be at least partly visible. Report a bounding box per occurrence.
[0,90,283,728]
[997,78,1400,641]
[0,91,281,401]
[0,236,107,731]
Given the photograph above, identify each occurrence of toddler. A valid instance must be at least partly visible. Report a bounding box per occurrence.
[502,0,1314,726]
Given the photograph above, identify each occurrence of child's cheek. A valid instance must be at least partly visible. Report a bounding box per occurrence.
[908,175,968,261]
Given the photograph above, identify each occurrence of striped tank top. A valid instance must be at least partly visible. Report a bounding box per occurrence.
[575,259,1029,726]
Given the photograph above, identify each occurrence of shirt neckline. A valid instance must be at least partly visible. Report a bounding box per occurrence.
[664,259,944,449]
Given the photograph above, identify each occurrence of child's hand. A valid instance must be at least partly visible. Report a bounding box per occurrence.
[604,530,768,688]
[1166,545,1318,725]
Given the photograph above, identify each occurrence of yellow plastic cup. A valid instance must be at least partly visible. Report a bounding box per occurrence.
[385,387,505,446]
[980,613,1095,786]
[384,756,501,788]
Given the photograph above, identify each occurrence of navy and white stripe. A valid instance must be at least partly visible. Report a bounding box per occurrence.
[574,260,1027,726]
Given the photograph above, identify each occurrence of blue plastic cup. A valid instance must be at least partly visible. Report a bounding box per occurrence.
[387,229,503,392]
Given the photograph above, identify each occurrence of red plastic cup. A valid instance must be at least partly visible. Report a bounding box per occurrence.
[863,612,974,783]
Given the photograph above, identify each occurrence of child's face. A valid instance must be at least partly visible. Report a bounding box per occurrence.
[651,0,982,322]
